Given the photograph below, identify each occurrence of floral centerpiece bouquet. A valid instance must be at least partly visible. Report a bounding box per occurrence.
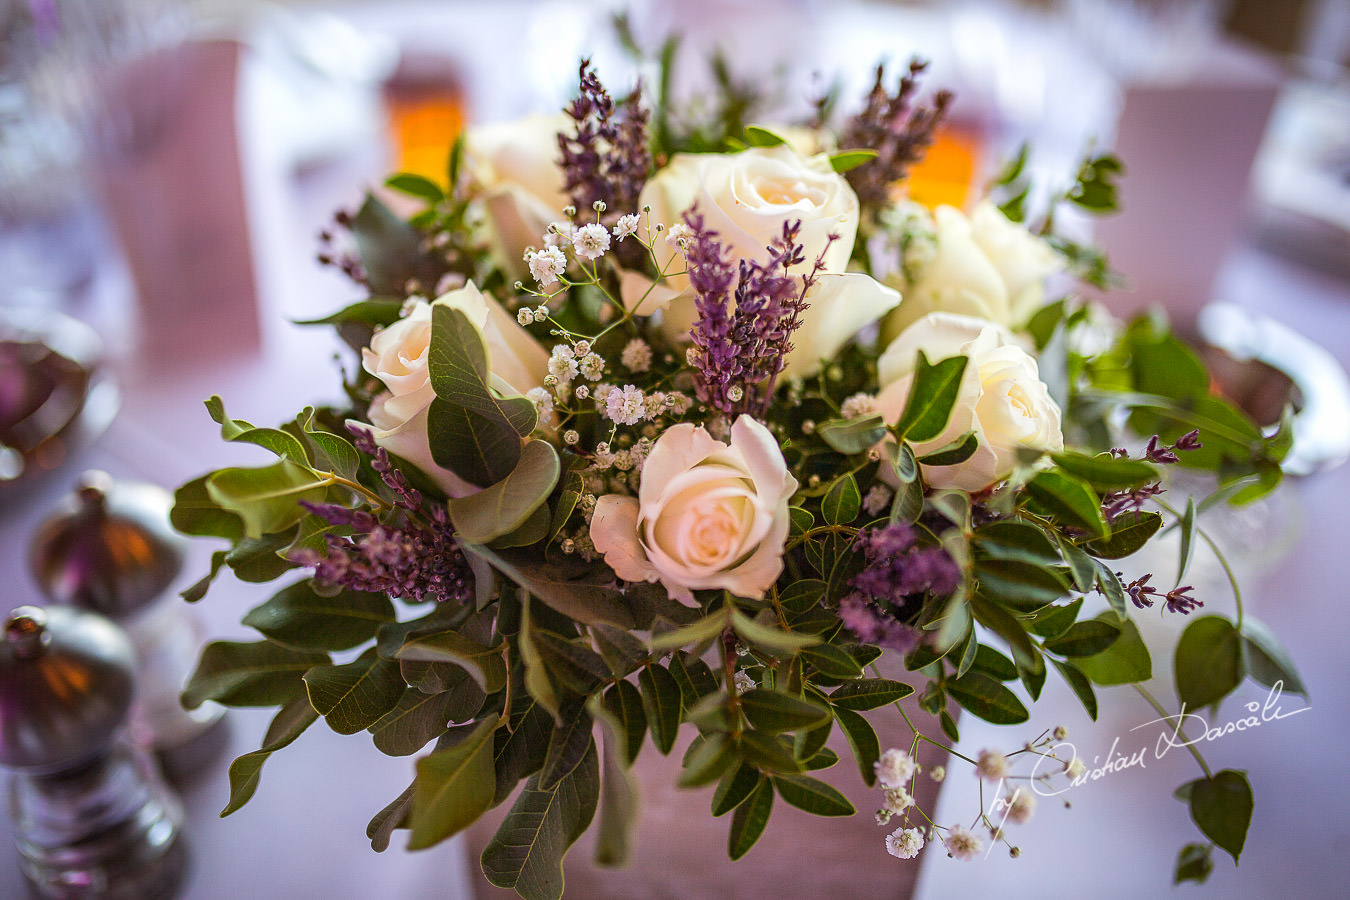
[174,37,1300,899]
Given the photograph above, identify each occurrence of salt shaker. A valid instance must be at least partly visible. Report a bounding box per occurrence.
[29,471,228,780]
[0,605,187,899]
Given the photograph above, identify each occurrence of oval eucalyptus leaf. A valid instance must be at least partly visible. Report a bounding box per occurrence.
[408,716,498,850]
[817,415,886,455]
[976,558,1069,608]
[1174,615,1244,710]
[427,399,522,487]
[367,783,415,853]
[799,643,865,680]
[917,431,979,467]
[821,473,861,525]
[447,439,560,543]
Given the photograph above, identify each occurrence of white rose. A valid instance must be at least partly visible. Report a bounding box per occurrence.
[882,201,1062,342]
[358,282,549,497]
[876,313,1063,492]
[463,114,571,278]
[781,273,901,381]
[590,416,798,604]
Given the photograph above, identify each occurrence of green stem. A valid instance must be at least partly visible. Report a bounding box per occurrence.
[1134,684,1213,779]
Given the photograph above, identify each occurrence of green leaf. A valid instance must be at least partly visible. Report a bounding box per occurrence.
[588,695,639,867]
[221,696,318,816]
[1174,615,1244,710]
[1176,496,1197,586]
[820,473,861,526]
[799,643,865,679]
[712,764,763,817]
[464,544,635,628]
[828,148,878,173]
[591,623,650,676]
[1028,598,1083,639]
[242,581,394,652]
[1092,560,1130,619]
[833,706,880,787]
[678,733,738,788]
[1043,620,1120,658]
[649,608,730,652]
[969,594,1040,678]
[739,689,831,733]
[1025,471,1108,539]
[828,678,913,711]
[367,783,415,852]
[428,305,537,436]
[520,597,561,722]
[744,124,788,147]
[447,439,559,543]
[1084,511,1164,559]
[1050,659,1098,721]
[385,172,445,202]
[481,741,599,900]
[731,610,820,655]
[1050,451,1159,490]
[772,775,854,817]
[727,779,774,861]
[1241,617,1306,696]
[183,640,329,709]
[1076,615,1152,685]
[226,530,298,582]
[638,665,682,755]
[737,731,803,775]
[947,671,1030,725]
[206,395,311,463]
[409,717,498,850]
[970,644,1019,681]
[602,680,647,764]
[1057,534,1097,592]
[205,459,331,539]
[1174,842,1214,885]
[304,650,406,735]
[917,431,979,467]
[349,193,444,297]
[539,705,594,790]
[1187,770,1253,863]
[294,297,404,329]
[395,630,507,694]
[171,474,244,541]
[427,399,522,487]
[975,559,1068,609]
[893,352,968,443]
[369,688,460,757]
[817,415,887,455]
[788,506,814,536]
[778,580,826,614]
[181,550,227,603]
[973,520,1062,566]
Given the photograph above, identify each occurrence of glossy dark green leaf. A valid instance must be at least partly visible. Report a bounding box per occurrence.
[493,699,553,807]
[739,689,831,734]
[1050,451,1159,489]
[1076,615,1153,685]
[939,708,960,742]
[817,415,886,455]
[788,506,814,536]
[395,630,507,694]
[976,558,1069,609]
[778,580,826,614]
[712,764,763,817]
[1187,770,1253,863]
[221,696,318,816]
[1174,615,1244,710]
[408,717,498,850]
[1050,659,1098,721]
[1057,535,1097,592]
[183,640,329,709]
[832,706,880,787]
[426,398,522,487]
[242,581,394,652]
[772,775,854,816]
[1043,620,1120,658]
[602,680,647,764]
[973,520,1062,566]
[1173,842,1214,885]
[369,687,459,756]
[1024,470,1108,539]
[349,193,444,295]
[481,741,599,900]
[727,779,774,861]
[827,678,913,711]
[969,594,1040,678]
[639,664,682,755]
[821,473,861,526]
[893,352,968,443]
[1085,511,1163,559]
[533,631,610,696]
[304,650,405,735]
[917,431,979,467]
[947,671,1030,725]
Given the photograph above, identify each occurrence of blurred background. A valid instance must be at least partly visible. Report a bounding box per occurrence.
[2,0,1348,898]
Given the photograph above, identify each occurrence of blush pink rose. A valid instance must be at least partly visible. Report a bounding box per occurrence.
[590,416,798,604]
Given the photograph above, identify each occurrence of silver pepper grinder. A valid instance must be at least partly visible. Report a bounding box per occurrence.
[28,471,228,781]
[1,605,188,899]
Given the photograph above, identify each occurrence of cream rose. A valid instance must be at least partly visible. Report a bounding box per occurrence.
[882,201,1062,342]
[629,144,898,377]
[359,282,549,497]
[876,313,1063,492]
[463,114,571,279]
[590,416,798,604]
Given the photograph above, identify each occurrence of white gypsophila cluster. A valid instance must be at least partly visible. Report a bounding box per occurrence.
[548,344,579,382]
[1004,789,1036,825]
[526,387,554,426]
[573,222,611,261]
[945,825,982,860]
[976,749,1009,782]
[928,765,946,783]
[604,385,646,426]
[863,484,893,517]
[643,392,666,420]
[664,392,694,416]
[620,338,652,372]
[613,213,640,241]
[841,392,876,419]
[1065,756,1086,780]
[578,352,605,381]
[875,748,916,789]
[665,222,693,251]
[733,670,755,695]
[528,245,567,287]
[882,786,915,814]
[886,827,925,860]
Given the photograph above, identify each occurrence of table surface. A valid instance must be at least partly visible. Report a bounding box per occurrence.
[3,3,1349,899]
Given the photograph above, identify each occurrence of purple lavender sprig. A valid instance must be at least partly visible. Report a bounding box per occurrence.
[838,59,953,217]
[1117,572,1202,615]
[558,59,651,217]
[1102,430,1203,522]
[838,522,961,652]
[685,210,742,414]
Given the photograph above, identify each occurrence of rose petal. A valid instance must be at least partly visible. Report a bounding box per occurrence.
[783,273,901,381]
[591,495,660,586]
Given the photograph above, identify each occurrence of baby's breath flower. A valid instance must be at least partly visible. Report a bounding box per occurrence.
[612,449,635,471]
[549,345,579,382]
[1065,756,1086,780]
[863,484,893,517]
[573,222,612,261]
[875,748,916,789]
[606,384,646,426]
[665,392,693,415]
[517,308,535,325]
[976,749,1009,782]
[578,352,605,382]
[946,825,982,860]
[882,786,914,814]
[643,392,666,420]
[578,493,597,512]
[841,392,877,419]
[886,827,925,860]
[665,222,693,250]
[613,213,640,241]
[574,384,590,400]
[1054,725,1068,741]
[1004,789,1036,825]
[929,765,946,783]
[563,429,581,445]
[621,338,652,372]
[526,387,555,425]
[528,246,567,287]
[733,670,755,695]
[573,339,592,356]
[534,304,550,320]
